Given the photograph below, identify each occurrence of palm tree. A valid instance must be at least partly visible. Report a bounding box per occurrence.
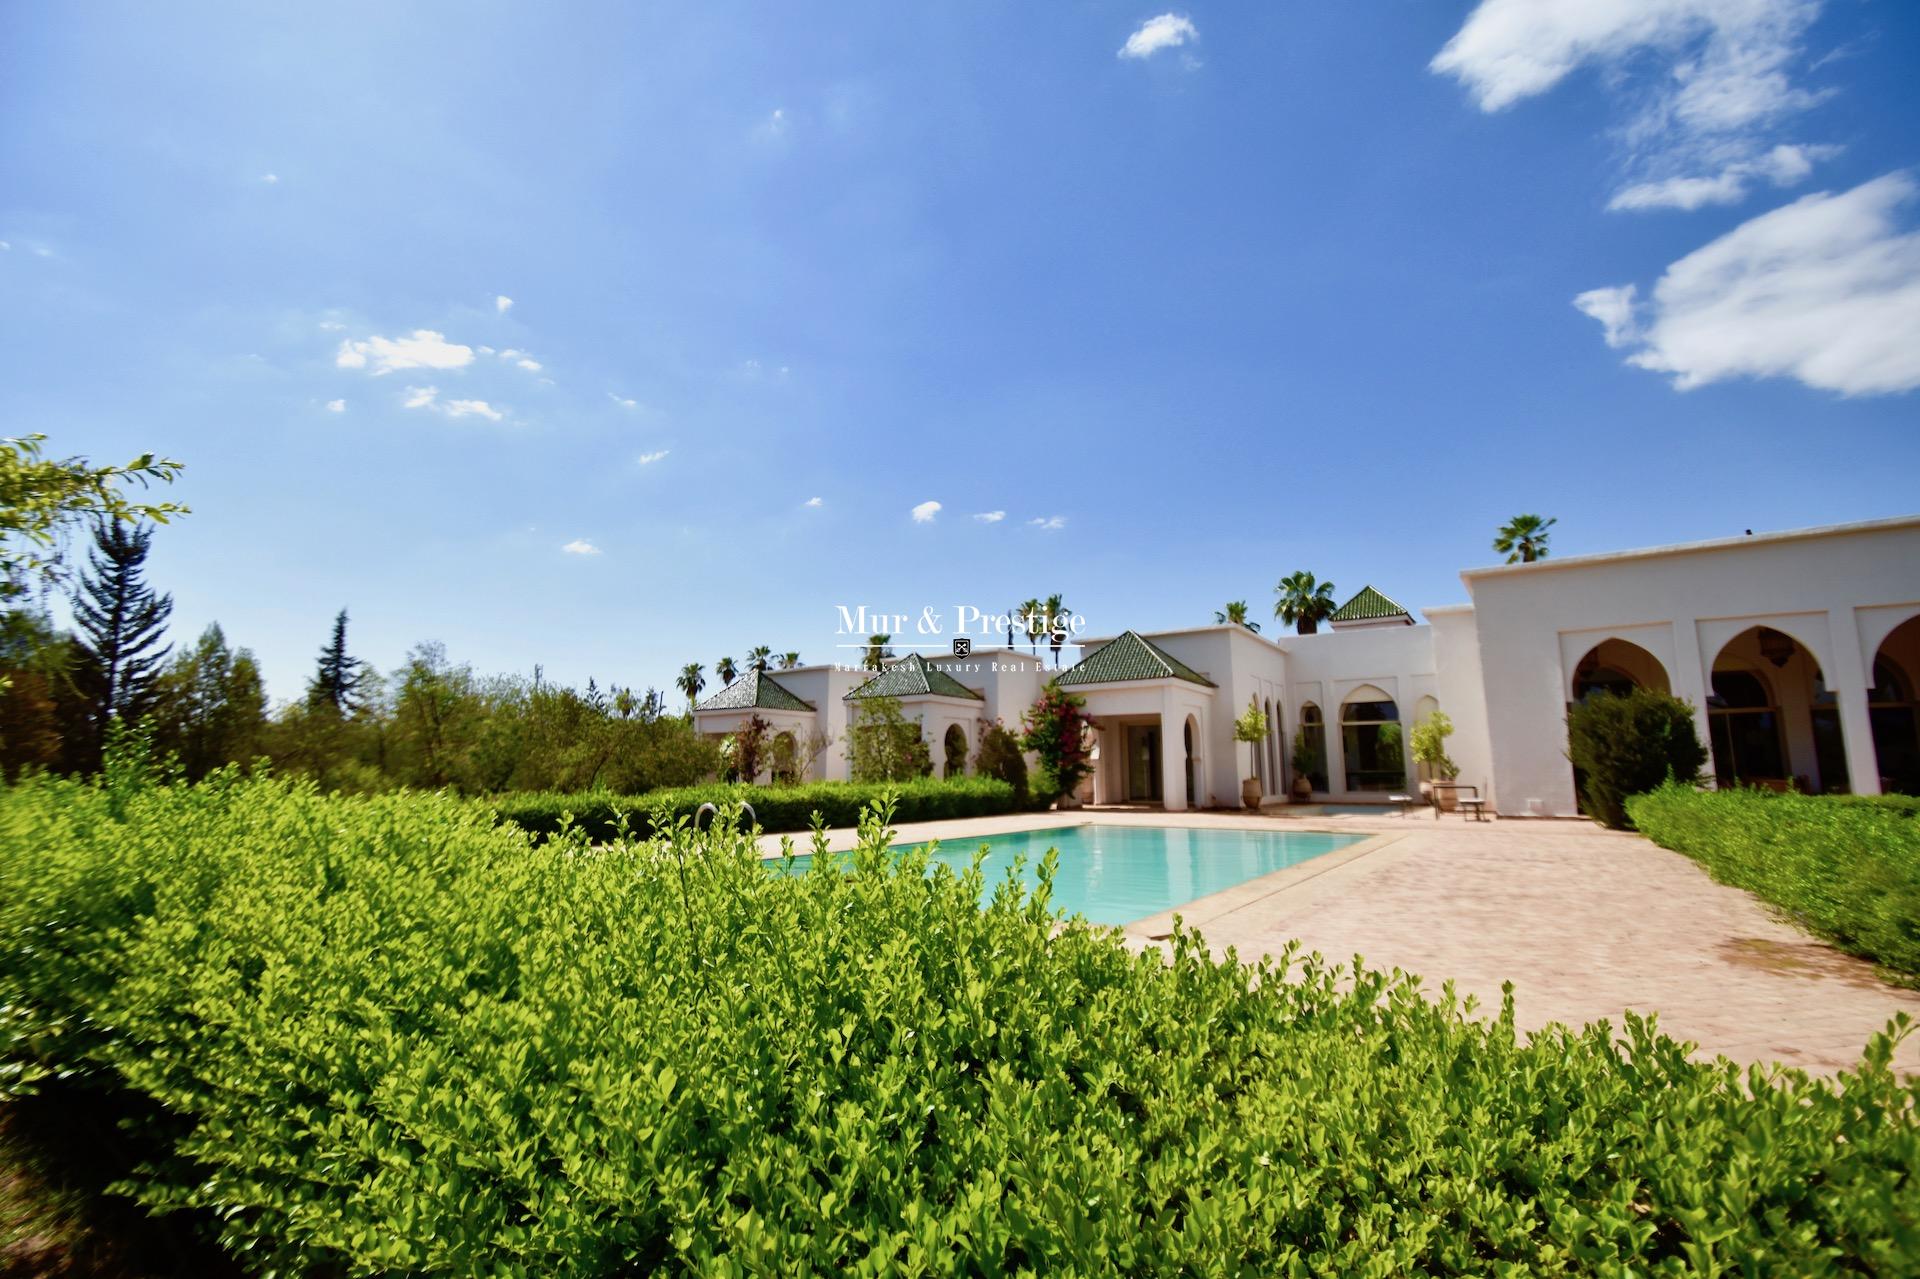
[1274,571,1338,635]
[863,634,893,671]
[1493,513,1557,564]
[1214,601,1260,633]
[716,655,738,684]
[1044,592,1069,667]
[777,651,801,669]
[747,645,773,673]
[1018,597,1045,657]
[677,662,705,708]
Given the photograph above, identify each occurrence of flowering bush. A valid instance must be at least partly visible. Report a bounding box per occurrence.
[1019,683,1096,801]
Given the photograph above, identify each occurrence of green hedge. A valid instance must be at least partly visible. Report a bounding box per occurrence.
[1629,783,1920,976]
[490,775,1020,841]
[3,773,1918,1275]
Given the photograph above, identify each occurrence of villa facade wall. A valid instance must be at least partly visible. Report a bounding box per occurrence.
[694,517,1920,816]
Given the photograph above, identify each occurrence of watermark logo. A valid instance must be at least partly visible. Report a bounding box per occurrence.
[952,637,972,657]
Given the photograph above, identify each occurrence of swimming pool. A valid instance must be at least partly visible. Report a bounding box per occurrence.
[782,824,1366,926]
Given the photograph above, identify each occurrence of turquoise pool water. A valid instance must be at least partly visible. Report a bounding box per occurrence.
[782,824,1365,926]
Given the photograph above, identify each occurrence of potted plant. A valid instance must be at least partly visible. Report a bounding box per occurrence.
[1410,710,1460,809]
[1233,697,1269,809]
[1289,727,1321,802]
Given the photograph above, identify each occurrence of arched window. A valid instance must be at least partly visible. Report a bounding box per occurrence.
[1708,668,1785,784]
[1341,689,1405,792]
[1296,703,1327,792]
[1869,643,1920,795]
[771,731,799,784]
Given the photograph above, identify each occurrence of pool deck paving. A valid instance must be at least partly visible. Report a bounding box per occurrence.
[755,806,1920,1075]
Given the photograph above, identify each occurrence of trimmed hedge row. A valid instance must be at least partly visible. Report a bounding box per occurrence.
[1629,783,1920,976]
[3,772,1918,1275]
[490,776,1021,842]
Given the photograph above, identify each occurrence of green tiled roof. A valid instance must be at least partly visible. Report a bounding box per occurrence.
[1330,585,1411,623]
[694,669,814,713]
[1055,631,1216,688]
[845,653,984,701]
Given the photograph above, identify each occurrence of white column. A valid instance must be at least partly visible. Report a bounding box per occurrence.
[1827,607,1882,796]
[1159,703,1187,812]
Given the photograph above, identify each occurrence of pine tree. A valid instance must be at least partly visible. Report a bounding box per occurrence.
[71,520,173,751]
[307,608,366,716]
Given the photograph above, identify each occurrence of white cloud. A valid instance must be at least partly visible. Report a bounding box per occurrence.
[1573,284,1641,347]
[317,318,346,332]
[637,450,669,465]
[562,539,601,556]
[1609,143,1840,211]
[804,496,823,507]
[1575,173,1920,395]
[325,398,346,413]
[1029,515,1068,531]
[495,295,513,314]
[402,385,506,421]
[1433,0,1834,211]
[516,357,542,372]
[444,398,503,421]
[260,173,279,184]
[911,500,942,523]
[337,329,474,375]
[973,511,1006,523]
[1119,13,1198,60]
[608,392,639,409]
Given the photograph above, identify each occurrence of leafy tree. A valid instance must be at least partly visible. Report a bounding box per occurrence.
[1214,601,1260,633]
[863,635,893,672]
[70,520,173,758]
[152,623,267,779]
[1566,688,1708,830]
[1409,710,1459,782]
[0,610,72,775]
[734,714,771,782]
[678,662,706,708]
[1,433,186,599]
[1020,684,1097,802]
[307,609,368,716]
[1494,513,1557,564]
[716,655,738,685]
[1043,593,1071,667]
[847,695,931,782]
[747,645,772,674]
[1274,571,1337,635]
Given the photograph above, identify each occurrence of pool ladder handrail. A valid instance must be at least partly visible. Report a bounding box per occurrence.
[693,800,757,833]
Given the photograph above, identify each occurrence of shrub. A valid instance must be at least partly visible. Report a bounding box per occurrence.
[490,775,1017,842]
[971,722,1029,806]
[1628,783,1920,977]
[1409,710,1458,781]
[2,773,1917,1275]
[1566,688,1709,829]
[846,695,933,783]
[1019,684,1095,802]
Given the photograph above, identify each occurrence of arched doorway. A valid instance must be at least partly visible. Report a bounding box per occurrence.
[1183,715,1198,808]
[1870,616,1920,795]
[942,723,968,778]
[1266,698,1282,793]
[1569,637,1671,702]
[771,730,799,784]
[1297,703,1327,792]
[1567,638,1673,812]
[1708,626,1843,792]
[1341,687,1404,792]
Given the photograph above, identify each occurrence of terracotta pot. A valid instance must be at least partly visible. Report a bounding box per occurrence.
[1291,775,1313,802]
[1241,777,1262,810]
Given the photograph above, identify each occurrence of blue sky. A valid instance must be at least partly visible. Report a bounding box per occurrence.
[4,1,1917,701]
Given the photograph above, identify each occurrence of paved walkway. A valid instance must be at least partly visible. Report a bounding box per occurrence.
[757,807,1920,1075]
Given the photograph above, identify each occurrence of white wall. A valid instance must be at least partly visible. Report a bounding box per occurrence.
[1463,519,1920,815]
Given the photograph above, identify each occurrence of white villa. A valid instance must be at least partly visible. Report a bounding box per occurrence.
[694,515,1920,816]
